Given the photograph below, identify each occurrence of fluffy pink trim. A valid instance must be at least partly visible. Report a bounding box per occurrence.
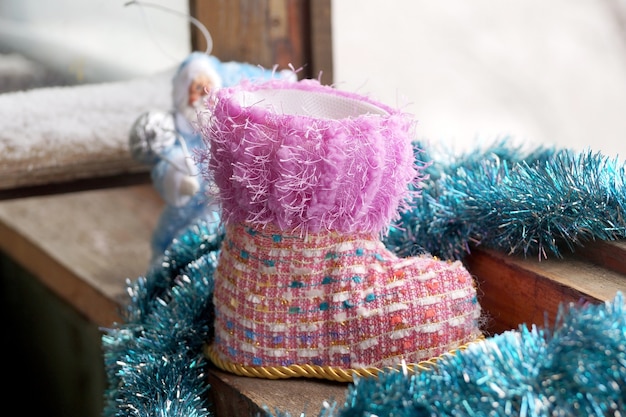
[197,79,421,235]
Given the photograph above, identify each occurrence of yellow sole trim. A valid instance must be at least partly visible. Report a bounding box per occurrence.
[204,337,483,383]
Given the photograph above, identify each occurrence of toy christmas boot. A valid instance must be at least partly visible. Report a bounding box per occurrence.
[198,78,483,381]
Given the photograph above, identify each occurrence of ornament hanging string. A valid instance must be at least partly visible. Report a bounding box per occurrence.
[125,0,214,56]
[125,1,218,178]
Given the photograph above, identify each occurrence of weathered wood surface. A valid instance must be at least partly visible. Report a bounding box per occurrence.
[190,0,334,83]
[1,183,625,415]
[207,367,348,416]
[576,239,626,276]
[307,0,334,84]
[0,184,162,327]
[465,245,626,335]
[0,171,151,201]
[0,183,347,416]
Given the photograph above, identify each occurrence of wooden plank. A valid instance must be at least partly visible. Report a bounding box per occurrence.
[465,247,626,335]
[0,183,351,416]
[0,155,148,192]
[0,171,150,201]
[189,0,320,79]
[309,0,334,84]
[3,182,625,415]
[207,368,347,416]
[0,184,162,327]
[574,239,626,276]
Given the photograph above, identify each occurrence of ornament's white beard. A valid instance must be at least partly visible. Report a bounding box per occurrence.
[181,100,202,126]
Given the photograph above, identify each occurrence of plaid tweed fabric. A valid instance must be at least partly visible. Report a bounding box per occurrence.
[211,222,482,369]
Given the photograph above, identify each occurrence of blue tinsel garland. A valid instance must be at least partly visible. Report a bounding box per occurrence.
[102,141,626,417]
[102,219,222,417]
[385,139,626,260]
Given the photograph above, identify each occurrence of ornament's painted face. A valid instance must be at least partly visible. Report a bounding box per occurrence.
[188,73,217,107]
[181,72,219,125]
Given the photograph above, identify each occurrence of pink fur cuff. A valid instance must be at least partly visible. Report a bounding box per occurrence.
[198,79,421,235]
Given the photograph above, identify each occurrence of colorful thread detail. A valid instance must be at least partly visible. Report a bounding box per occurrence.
[210,223,482,371]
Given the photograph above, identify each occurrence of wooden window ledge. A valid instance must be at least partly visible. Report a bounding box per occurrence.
[0,184,624,416]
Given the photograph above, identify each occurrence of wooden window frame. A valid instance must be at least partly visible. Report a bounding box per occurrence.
[189,0,333,84]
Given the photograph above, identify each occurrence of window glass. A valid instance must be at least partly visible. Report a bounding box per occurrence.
[333,0,626,158]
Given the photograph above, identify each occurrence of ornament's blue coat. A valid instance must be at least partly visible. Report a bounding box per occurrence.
[148,53,294,257]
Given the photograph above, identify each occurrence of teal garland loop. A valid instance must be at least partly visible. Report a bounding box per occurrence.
[102,140,626,417]
[101,219,223,417]
[385,138,626,260]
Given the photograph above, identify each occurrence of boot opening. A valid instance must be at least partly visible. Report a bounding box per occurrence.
[233,88,390,120]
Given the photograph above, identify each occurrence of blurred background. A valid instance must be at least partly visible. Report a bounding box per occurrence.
[1,0,625,158]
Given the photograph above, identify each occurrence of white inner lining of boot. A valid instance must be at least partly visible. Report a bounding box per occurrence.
[233,88,390,120]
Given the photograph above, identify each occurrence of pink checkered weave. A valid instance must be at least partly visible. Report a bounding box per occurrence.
[211,222,482,370]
